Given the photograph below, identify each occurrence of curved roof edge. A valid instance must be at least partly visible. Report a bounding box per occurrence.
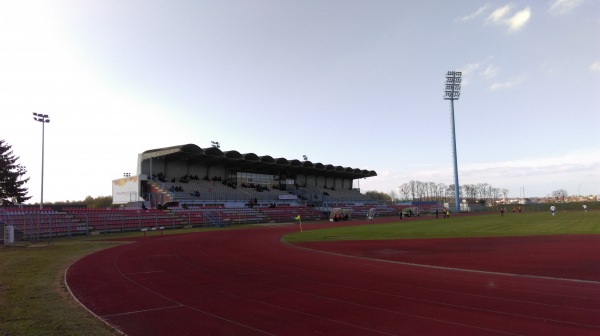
[139,144,376,179]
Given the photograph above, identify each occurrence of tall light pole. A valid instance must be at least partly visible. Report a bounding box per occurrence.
[444,71,462,213]
[33,113,50,209]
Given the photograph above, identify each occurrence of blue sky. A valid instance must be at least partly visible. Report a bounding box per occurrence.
[1,0,598,203]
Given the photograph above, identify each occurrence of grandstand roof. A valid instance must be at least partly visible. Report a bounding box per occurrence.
[140,144,377,179]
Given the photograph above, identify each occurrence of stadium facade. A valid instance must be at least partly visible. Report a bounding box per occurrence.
[113,144,377,208]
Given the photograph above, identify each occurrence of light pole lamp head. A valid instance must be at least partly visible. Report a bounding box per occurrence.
[444,71,462,100]
[32,112,50,122]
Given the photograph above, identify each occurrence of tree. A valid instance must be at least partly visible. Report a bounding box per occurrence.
[364,191,392,204]
[84,195,113,208]
[0,140,31,205]
[551,189,568,202]
[41,195,114,209]
[388,190,399,203]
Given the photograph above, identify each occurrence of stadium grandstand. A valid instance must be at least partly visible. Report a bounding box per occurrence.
[4,143,423,243]
[131,143,377,208]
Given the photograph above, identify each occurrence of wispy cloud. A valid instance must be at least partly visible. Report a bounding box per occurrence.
[481,64,500,79]
[490,75,525,90]
[590,61,600,72]
[456,4,489,22]
[461,63,481,76]
[456,58,499,85]
[506,7,531,31]
[487,5,512,24]
[458,62,482,86]
[486,5,532,32]
[548,0,585,16]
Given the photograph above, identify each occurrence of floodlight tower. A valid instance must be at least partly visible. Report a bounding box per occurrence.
[444,71,462,213]
[32,112,50,209]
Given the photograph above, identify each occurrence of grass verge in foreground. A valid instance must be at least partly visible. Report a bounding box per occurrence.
[0,238,122,336]
[285,211,600,243]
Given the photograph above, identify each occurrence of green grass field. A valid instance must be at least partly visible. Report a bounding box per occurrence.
[0,238,121,336]
[285,211,600,242]
[1,212,598,335]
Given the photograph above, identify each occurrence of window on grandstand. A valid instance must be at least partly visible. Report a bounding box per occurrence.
[236,172,273,185]
[233,172,295,188]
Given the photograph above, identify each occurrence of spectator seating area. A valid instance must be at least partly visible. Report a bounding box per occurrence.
[64,208,178,233]
[289,185,374,205]
[0,207,85,240]
[1,203,442,242]
[0,205,326,241]
[257,206,323,222]
[151,180,293,204]
[0,202,444,242]
[148,177,373,206]
[169,206,269,226]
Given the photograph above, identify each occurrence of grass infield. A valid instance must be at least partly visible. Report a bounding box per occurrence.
[0,212,598,335]
[284,211,600,242]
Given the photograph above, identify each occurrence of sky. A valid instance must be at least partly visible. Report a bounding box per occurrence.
[1,0,599,204]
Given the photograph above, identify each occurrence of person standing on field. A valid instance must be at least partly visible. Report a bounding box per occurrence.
[583,204,587,212]
[550,205,556,216]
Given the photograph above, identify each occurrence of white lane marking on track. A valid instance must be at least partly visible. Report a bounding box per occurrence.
[189,249,600,330]
[171,246,529,335]
[123,270,164,275]
[186,239,600,330]
[101,304,184,318]
[288,240,600,285]
[113,248,279,336]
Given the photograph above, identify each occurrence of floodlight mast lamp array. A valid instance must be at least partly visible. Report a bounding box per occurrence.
[444,71,461,213]
[32,112,50,209]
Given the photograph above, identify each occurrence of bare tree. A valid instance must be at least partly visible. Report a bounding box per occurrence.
[398,180,505,204]
[389,190,398,203]
[551,189,568,202]
[398,183,410,201]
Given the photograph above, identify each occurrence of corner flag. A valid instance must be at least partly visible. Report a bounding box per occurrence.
[295,215,303,232]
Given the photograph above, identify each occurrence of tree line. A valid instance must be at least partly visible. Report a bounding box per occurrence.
[36,195,114,209]
[397,181,509,204]
[363,182,509,205]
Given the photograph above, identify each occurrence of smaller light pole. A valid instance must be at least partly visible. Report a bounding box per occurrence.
[32,113,50,209]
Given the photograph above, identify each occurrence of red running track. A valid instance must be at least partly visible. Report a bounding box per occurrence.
[67,222,600,336]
